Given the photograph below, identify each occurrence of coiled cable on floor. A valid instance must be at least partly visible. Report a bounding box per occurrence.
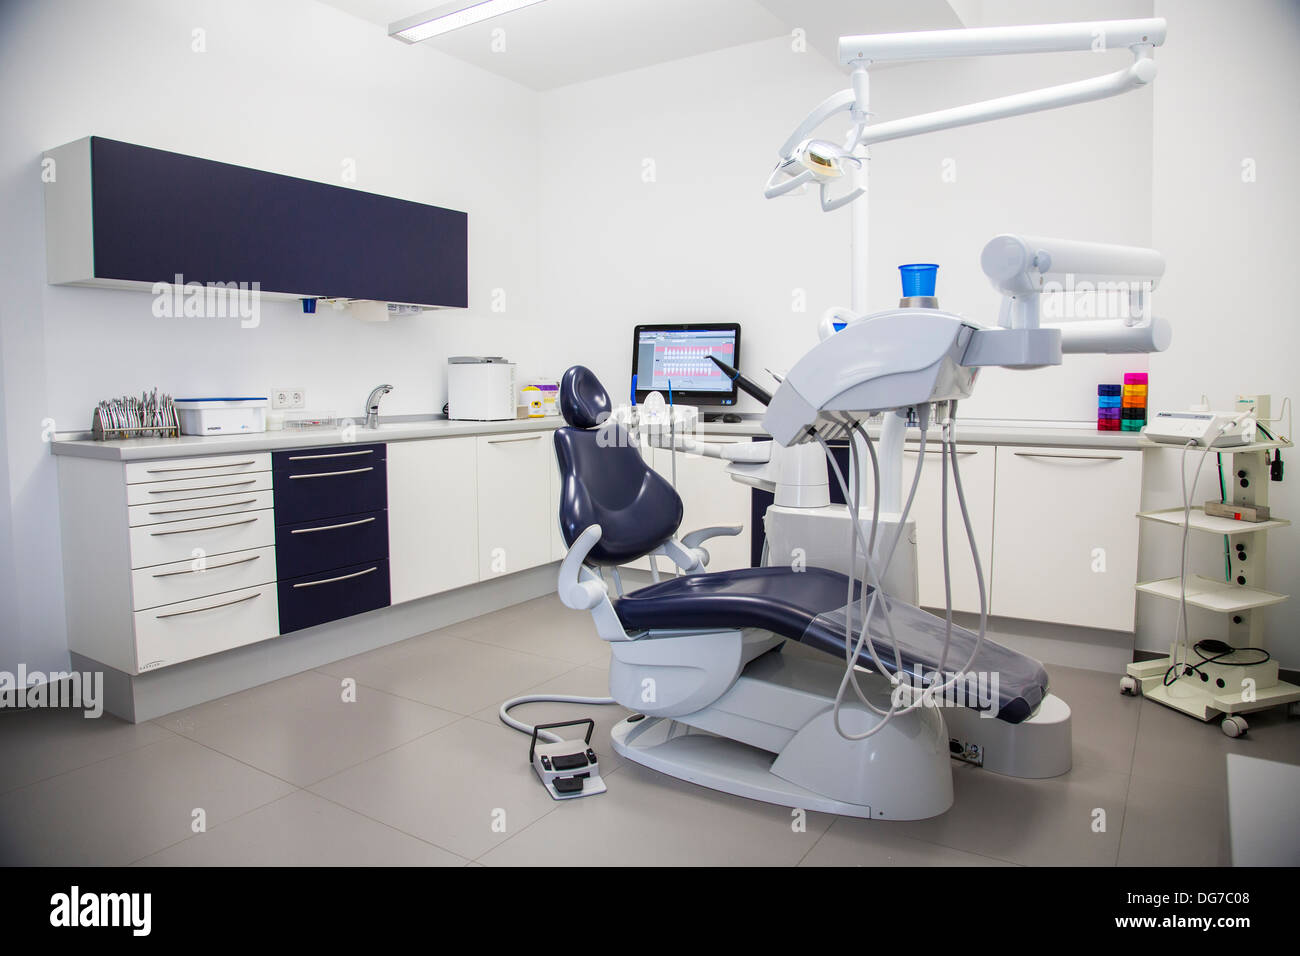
[499,694,616,743]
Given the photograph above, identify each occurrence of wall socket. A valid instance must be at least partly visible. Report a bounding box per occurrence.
[272,387,305,410]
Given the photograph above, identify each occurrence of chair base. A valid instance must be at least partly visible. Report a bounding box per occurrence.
[609,650,955,821]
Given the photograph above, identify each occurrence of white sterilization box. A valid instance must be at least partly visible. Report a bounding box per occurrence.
[175,398,269,435]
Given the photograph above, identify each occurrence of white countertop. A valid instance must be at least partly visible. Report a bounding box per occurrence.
[51,414,1153,461]
[51,416,567,461]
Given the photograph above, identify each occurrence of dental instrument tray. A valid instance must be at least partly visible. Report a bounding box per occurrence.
[90,389,180,441]
[529,718,606,800]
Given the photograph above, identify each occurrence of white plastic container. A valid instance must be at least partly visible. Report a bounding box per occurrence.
[175,398,269,436]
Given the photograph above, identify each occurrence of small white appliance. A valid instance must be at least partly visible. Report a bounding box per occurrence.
[174,397,268,435]
[1143,410,1256,447]
[447,357,518,421]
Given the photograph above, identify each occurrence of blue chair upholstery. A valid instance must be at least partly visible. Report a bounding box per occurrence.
[554,366,683,566]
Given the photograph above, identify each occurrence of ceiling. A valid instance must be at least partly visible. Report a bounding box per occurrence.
[319,0,967,91]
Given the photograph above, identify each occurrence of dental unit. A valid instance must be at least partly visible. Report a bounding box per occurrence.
[501,17,1170,819]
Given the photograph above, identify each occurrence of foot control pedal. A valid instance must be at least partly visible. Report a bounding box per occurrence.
[530,718,607,800]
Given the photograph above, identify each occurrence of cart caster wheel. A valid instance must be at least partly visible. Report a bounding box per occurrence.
[1221,715,1248,738]
[1119,676,1140,697]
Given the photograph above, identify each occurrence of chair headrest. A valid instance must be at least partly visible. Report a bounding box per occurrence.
[559,366,611,429]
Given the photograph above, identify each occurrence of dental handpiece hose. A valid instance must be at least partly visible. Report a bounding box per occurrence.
[708,354,773,406]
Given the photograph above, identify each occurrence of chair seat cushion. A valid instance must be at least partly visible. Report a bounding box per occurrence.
[614,566,1049,723]
[615,567,854,638]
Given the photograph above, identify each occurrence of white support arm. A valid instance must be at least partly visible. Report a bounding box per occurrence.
[856,57,1155,149]
[838,18,1165,64]
[557,524,634,642]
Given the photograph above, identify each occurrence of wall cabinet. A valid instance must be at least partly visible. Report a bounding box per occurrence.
[387,436,479,604]
[477,433,552,579]
[990,445,1142,631]
[43,136,468,307]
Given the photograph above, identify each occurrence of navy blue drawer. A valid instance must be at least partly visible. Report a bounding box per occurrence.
[275,509,388,580]
[272,443,385,475]
[278,558,390,635]
[273,449,387,525]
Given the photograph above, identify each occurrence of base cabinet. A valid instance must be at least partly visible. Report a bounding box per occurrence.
[990,445,1142,631]
[477,433,552,579]
[387,436,479,604]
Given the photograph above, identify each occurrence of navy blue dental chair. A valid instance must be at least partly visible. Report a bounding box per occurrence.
[552,365,1049,724]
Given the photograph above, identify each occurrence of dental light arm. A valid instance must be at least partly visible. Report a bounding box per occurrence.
[837,18,1164,63]
[766,18,1164,217]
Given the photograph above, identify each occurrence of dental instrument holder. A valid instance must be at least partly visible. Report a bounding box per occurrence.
[529,718,606,800]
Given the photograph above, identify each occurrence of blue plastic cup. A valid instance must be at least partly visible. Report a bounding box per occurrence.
[899,263,939,298]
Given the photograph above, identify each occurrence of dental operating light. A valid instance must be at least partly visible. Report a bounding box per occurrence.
[388,0,547,43]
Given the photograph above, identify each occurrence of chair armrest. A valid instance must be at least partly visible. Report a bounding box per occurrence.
[681,525,744,550]
[557,525,606,611]
[557,524,632,642]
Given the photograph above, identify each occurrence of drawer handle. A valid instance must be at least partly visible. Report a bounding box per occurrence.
[905,448,977,456]
[1013,452,1123,462]
[287,450,374,461]
[146,460,258,473]
[148,498,258,516]
[155,591,262,619]
[288,466,374,480]
[147,479,257,494]
[487,435,542,444]
[291,516,377,534]
[292,566,378,589]
[149,517,259,536]
[152,554,261,578]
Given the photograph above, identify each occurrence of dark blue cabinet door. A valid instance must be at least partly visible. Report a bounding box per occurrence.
[275,509,389,580]
[89,138,467,307]
[273,448,387,525]
[278,559,391,635]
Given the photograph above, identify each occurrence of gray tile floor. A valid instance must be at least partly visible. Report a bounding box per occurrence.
[2,593,1297,866]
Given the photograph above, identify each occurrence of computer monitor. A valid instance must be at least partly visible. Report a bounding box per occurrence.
[631,323,742,409]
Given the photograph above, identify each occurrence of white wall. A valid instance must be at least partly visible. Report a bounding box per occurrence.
[534,35,850,407]
[0,0,542,673]
[1136,0,1300,665]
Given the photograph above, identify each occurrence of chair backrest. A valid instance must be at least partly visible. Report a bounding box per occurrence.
[553,366,683,567]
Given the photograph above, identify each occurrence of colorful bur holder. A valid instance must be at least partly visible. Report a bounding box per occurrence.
[1098,375,1148,431]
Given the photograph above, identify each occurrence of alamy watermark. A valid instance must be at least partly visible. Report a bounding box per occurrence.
[151,273,261,328]
[890,666,1000,717]
[0,664,104,718]
[1040,275,1153,321]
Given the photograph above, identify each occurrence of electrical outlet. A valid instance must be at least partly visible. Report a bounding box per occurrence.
[272,388,305,410]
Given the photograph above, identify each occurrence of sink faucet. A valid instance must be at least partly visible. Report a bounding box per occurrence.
[364,384,393,429]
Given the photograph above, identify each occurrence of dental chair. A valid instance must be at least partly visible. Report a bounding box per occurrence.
[553,365,1070,821]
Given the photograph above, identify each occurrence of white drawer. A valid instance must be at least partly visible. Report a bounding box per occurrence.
[129,509,275,569]
[128,490,274,527]
[130,546,277,610]
[125,453,271,485]
[134,584,279,673]
[126,471,273,506]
